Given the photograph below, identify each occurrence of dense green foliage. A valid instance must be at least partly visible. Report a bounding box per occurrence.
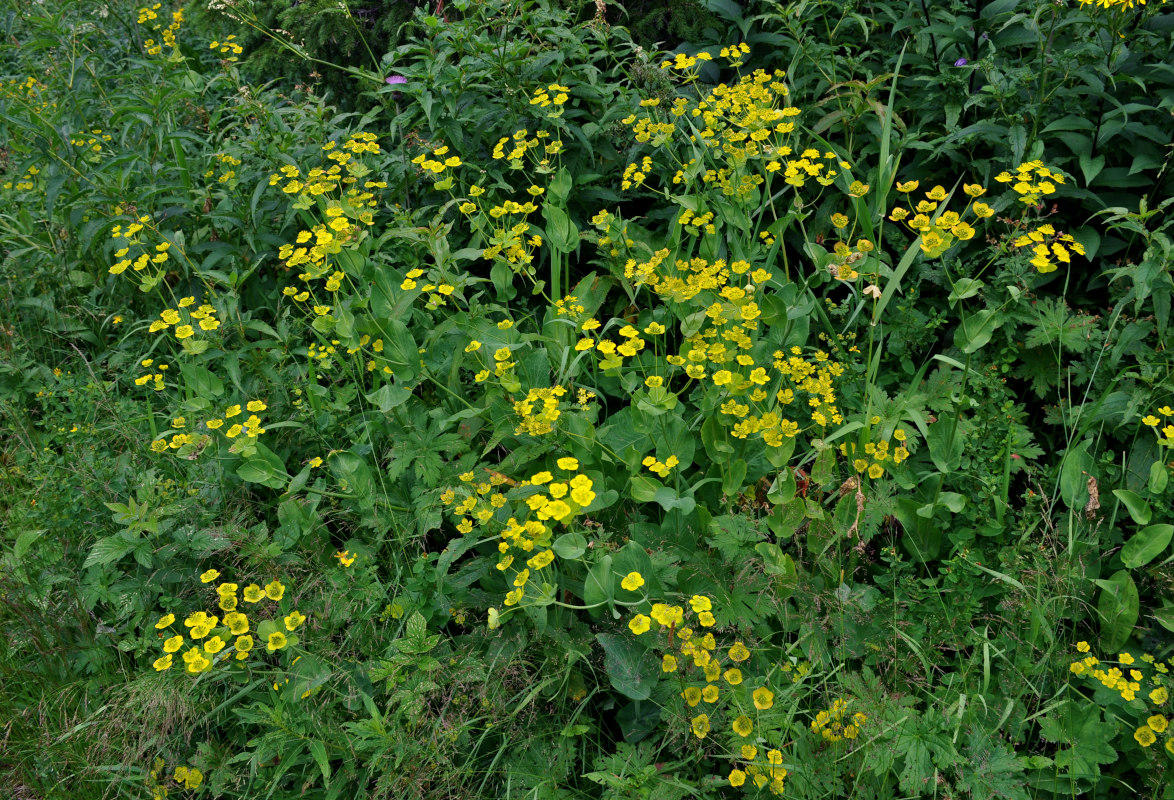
[2,0,1173,798]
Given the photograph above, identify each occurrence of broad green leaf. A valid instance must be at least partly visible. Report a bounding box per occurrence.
[1095,570,1139,651]
[13,529,46,561]
[954,309,1002,353]
[1059,440,1094,509]
[926,420,964,474]
[1149,460,1169,495]
[596,633,657,700]
[1112,489,1152,525]
[1120,524,1174,569]
[552,532,587,560]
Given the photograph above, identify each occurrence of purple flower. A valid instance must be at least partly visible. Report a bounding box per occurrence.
[386,75,407,85]
[954,58,968,67]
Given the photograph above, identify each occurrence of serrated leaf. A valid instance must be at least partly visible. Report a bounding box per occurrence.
[83,535,134,568]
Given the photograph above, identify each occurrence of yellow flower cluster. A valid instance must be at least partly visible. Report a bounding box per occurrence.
[0,76,56,120]
[1070,643,1174,752]
[491,128,563,171]
[628,597,798,796]
[622,64,828,199]
[1141,406,1174,446]
[995,160,1066,205]
[146,296,221,341]
[443,461,595,620]
[1011,223,1086,273]
[69,128,112,155]
[643,454,680,478]
[811,698,867,742]
[272,135,383,335]
[513,385,568,436]
[137,4,183,56]
[133,358,169,391]
[572,316,652,371]
[151,575,302,675]
[529,83,570,117]
[204,152,242,185]
[410,144,462,175]
[2,163,39,192]
[172,765,203,790]
[1076,0,1169,8]
[109,216,174,283]
[887,181,988,258]
[840,427,909,479]
[209,34,243,60]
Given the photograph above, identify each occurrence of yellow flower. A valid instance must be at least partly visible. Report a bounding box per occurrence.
[689,595,712,613]
[728,769,747,787]
[204,635,226,654]
[753,687,774,710]
[265,579,285,601]
[1135,725,1157,747]
[235,634,253,653]
[724,668,743,685]
[200,569,220,583]
[1120,652,1135,665]
[691,713,710,739]
[246,400,267,412]
[620,571,645,591]
[1149,715,1169,734]
[729,641,750,662]
[683,686,702,706]
[224,613,248,635]
[556,457,579,470]
[243,584,264,602]
[155,613,175,629]
[702,685,719,703]
[153,654,172,671]
[662,654,678,672]
[163,635,184,653]
[1076,641,1090,653]
[629,614,651,635]
[1151,687,1169,705]
[732,715,753,737]
[698,611,716,627]
[284,610,306,631]
[267,632,288,651]
[1143,415,1161,426]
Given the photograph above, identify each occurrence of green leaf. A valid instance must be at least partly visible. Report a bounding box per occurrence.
[954,309,1002,353]
[1112,489,1152,525]
[947,278,984,306]
[1095,570,1139,651]
[552,532,587,560]
[1059,440,1094,509]
[13,529,46,561]
[629,476,663,503]
[364,383,412,412]
[583,555,614,610]
[1120,524,1174,569]
[596,633,658,700]
[926,420,964,474]
[308,740,331,786]
[1079,152,1106,185]
[237,444,287,489]
[179,363,224,399]
[1150,460,1169,495]
[83,535,134,569]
